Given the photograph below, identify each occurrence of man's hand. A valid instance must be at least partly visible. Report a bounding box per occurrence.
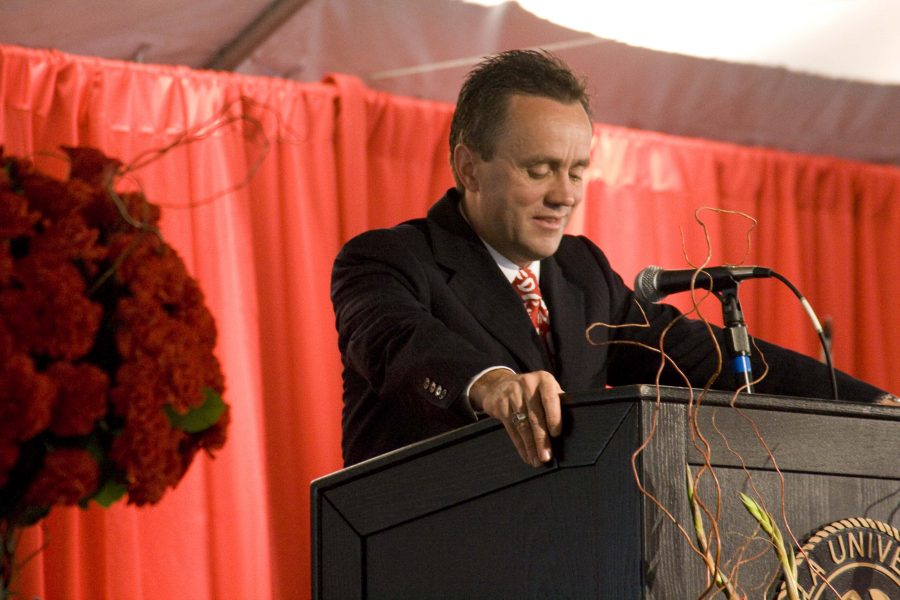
[468,368,563,467]
[875,393,900,407]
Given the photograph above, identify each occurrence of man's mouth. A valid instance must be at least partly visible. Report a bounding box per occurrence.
[533,215,565,229]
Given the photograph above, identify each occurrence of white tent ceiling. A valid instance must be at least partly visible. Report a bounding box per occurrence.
[2,0,899,165]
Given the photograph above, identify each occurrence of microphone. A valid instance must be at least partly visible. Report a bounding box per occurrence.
[634,265,774,303]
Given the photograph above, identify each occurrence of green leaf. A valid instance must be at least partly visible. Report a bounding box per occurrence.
[92,479,128,508]
[739,492,763,522]
[165,387,226,433]
[4,160,24,194]
[83,433,105,463]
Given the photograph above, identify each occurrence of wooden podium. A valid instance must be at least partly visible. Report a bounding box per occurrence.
[311,386,900,598]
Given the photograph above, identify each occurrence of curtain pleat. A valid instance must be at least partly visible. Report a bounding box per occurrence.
[0,44,897,599]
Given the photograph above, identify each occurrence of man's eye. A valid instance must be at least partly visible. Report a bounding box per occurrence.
[569,171,583,182]
[527,167,549,179]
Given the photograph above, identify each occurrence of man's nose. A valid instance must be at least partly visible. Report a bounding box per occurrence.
[546,173,580,206]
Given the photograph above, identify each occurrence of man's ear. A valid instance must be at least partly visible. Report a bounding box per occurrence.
[452,144,480,192]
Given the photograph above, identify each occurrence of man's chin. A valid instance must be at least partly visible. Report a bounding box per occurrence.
[523,240,563,262]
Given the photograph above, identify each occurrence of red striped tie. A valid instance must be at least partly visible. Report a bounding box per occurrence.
[512,267,550,346]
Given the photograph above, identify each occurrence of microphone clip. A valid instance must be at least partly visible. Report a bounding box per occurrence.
[715,286,754,393]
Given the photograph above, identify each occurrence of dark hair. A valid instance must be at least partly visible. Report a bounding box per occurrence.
[449,50,591,167]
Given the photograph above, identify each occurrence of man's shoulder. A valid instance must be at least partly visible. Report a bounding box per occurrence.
[339,189,467,260]
[558,233,597,250]
[341,188,459,248]
[555,234,607,266]
[341,217,429,251]
[550,234,624,294]
[332,218,436,291]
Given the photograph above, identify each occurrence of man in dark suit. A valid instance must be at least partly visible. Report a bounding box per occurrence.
[332,50,892,468]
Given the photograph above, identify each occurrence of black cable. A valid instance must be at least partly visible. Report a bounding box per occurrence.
[770,271,840,401]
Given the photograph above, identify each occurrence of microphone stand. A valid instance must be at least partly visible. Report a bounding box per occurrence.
[715,285,754,393]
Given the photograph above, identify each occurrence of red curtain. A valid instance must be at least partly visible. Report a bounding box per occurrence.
[0,44,897,599]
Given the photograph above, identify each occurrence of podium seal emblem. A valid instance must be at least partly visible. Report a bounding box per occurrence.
[775,518,900,599]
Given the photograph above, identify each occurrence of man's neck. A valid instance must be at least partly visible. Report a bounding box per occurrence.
[457,201,540,280]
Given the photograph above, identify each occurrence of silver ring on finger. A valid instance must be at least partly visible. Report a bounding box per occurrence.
[511,411,528,426]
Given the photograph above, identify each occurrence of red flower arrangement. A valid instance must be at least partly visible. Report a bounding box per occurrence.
[0,146,229,563]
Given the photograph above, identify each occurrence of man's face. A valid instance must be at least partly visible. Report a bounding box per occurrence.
[458,94,592,267]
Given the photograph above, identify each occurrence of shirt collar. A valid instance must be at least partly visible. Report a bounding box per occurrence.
[482,242,540,284]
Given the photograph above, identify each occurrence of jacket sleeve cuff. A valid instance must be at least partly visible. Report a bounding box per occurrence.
[463,365,517,418]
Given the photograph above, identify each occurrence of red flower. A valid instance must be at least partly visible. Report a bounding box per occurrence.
[0,354,56,486]
[64,146,121,189]
[0,146,229,520]
[46,362,110,437]
[0,189,39,238]
[109,410,185,506]
[0,319,12,363]
[110,356,167,417]
[0,354,56,444]
[0,442,17,490]
[30,213,104,268]
[172,280,218,348]
[23,449,100,507]
[82,190,162,235]
[0,255,103,360]
[106,232,191,304]
[18,172,94,222]
[0,243,11,288]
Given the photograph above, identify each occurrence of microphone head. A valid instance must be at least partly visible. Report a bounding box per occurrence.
[634,264,774,304]
[633,265,664,303]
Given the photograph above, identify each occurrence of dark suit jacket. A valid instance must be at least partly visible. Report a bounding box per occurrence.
[332,189,885,465]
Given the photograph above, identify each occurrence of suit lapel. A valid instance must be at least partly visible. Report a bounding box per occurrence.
[427,193,548,372]
[540,256,587,388]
